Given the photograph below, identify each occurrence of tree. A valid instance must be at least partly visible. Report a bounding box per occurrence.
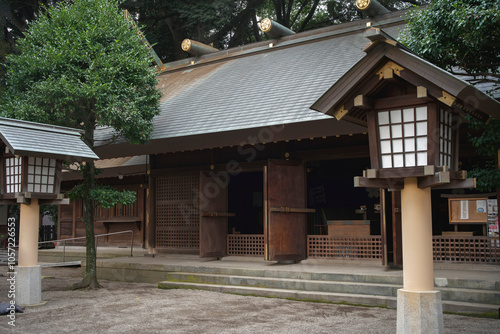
[399,0,500,204]
[1,0,161,289]
[399,0,500,93]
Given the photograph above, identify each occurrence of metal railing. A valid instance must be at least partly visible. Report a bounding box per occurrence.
[37,230,134,263]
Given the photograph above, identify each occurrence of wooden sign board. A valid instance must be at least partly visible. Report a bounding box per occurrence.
[448,197,488,224]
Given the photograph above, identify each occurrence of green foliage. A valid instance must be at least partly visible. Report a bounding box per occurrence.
[399,0,500,94]
[68,184,136,209]
[469,163,500,192]
[400,1,500,193]
[468,117,500,158]
[467,117,500,192]
[2,0,161,145]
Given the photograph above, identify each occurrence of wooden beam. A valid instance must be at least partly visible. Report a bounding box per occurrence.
[366,166,435,179]
[39,198,70,205]
[354,95,373,109]
[354,176,404,189]
[433,178,476,190]
[0,199,19,205]
[418,172,450,188]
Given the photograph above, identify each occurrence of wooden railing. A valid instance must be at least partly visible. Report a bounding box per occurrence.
[227,234,264,256]
[433,236,500,263]
[307,235,382,260]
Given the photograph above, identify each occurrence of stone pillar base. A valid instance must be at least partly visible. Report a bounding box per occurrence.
[15,265,42,306]
[397,289,444,334]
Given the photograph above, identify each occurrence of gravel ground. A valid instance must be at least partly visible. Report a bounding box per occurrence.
[0,266,498,334]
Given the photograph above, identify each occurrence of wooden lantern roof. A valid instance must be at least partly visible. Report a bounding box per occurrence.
[0,117,99,161]
[310,28,500,124]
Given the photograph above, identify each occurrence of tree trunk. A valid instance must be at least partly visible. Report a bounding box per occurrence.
[70,120,100,290]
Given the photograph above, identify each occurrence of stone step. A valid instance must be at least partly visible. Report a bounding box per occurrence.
[165,272,500,306]
[159,281,397,307]
[438,286,500,306]
[166,272,400,297]
[95,258,500,291]
[158,281,500,315]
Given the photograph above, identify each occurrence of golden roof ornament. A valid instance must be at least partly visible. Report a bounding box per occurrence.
[260,18,273,33]
[356,0,371,10]
[181,39,192,52]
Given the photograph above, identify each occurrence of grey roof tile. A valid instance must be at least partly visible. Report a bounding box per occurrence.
[0,117,98,161]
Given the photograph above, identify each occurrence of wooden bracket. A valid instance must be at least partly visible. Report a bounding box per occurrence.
[354,95,373,109]
[418,171,451,188]
[438,91,456,107]
[354,176,404,189]
[333,105,349,120]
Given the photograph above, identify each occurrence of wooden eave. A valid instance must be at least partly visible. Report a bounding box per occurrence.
[311,42,500,123]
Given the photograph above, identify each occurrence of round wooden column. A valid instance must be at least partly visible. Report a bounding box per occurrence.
[17,198,43,306]
[18,199,40,267]
[400,178,434,291]
[397,177,443,334]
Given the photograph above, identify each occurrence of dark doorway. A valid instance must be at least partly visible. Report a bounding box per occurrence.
[228,172,264,234]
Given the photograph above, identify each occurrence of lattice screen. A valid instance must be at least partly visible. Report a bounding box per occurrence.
[307,235,382,259]
[155,175,200,249]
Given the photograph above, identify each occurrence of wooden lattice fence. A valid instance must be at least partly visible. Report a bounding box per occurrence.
[307,235,382,260]
[227,234,265,256]
[433,236,500,263]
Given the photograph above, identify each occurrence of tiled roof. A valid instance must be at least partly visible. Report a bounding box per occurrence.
[94,15,405,158]
[0,117,99,161]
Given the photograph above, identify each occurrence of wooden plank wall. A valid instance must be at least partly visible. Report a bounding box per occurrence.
[58,184,145,247]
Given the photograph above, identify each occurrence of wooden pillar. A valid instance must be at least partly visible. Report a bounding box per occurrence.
[18,199,39,267]
[400,178,433,291]
[16,198,42,305]
[145,174,156,254]
[397,178,443,334]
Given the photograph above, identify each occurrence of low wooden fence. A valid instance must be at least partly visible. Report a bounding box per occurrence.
[226,234,500,263]
[432,236,500,263]
[227,234,265,256]
[307,235,382,260]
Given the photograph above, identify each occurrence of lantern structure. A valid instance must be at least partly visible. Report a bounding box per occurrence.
[312,28,500,334]
[0,117,98,305]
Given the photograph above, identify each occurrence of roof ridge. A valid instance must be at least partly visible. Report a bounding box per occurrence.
[0,117,83,137]
[159,8,408,75]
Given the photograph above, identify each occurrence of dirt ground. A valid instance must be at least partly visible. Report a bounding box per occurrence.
[0,266,498,334]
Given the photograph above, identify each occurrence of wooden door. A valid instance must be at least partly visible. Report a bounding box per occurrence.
[264,160,313,262]
[199,172,233,258]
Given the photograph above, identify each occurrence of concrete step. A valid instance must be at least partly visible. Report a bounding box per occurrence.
[166,272,400,297]
[158,281,500,315]
[438,286,500,306]
[158,281,397,307]
[163,272,500,307]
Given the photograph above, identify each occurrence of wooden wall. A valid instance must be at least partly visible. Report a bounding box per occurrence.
[58,184,145,247]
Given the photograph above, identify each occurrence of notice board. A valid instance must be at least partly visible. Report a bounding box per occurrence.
[448,198,488,223]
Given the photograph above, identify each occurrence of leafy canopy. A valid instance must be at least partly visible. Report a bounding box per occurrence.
[400,0,500,192]
[1,0,161,145]
[399,0,500,94]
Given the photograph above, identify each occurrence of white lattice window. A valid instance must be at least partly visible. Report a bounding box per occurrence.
[378,106,428,168]
[27,157,56,193]
[5,157,22,193]
[439,109,454,169]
